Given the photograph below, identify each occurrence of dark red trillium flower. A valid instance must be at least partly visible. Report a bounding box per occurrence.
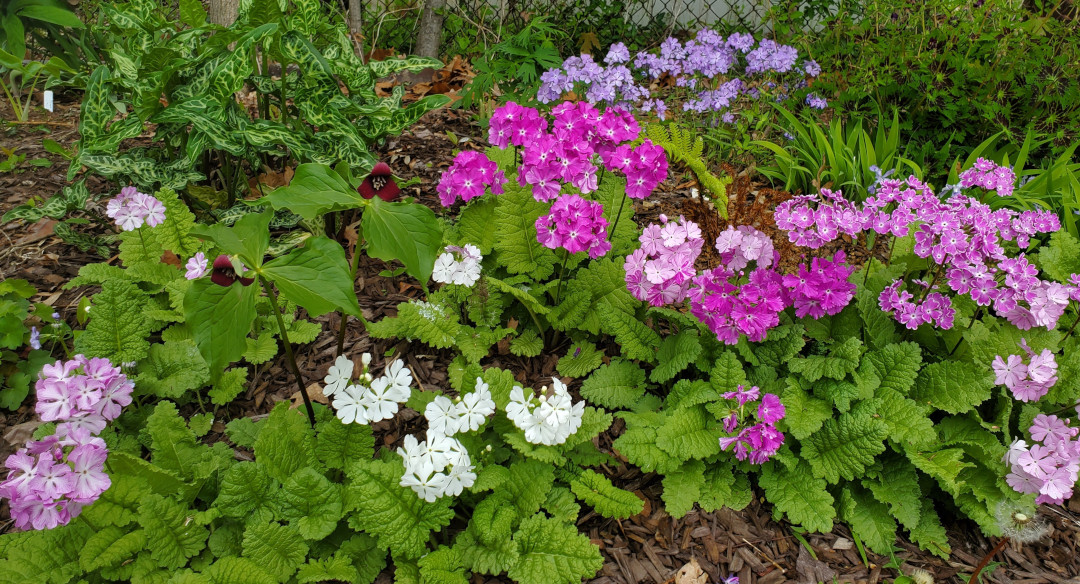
[357,162,400,202]
[210,254,254,287]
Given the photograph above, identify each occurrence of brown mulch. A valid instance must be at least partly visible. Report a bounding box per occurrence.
[1,84,1079,584]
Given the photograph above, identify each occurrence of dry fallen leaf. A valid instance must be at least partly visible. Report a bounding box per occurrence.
[674,557,707,584]
[290,382,329,409]
[4,420,43,448]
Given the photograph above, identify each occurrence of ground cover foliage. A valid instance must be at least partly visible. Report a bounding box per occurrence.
[2,2,1080,583]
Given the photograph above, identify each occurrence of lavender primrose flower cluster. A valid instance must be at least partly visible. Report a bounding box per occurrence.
[625,215,855,345]
[1004,408,1080,504]
[106,186,166,231]
[774,159,1075,331]
[437,101,668,258]
[538,30,823,120]
[1,356,133,530]
[718,385,786,464]
[992,339,1059,403]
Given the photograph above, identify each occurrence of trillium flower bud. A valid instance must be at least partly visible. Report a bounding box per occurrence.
[358,162,401,202]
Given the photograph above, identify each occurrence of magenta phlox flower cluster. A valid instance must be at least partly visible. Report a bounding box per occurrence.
[437,150,508,206]
[535,194,611,258]
[624,214,703,306]
[1005,414,1080,505]
[1,356,132,530]
[538,30,822,119]
[992,339,1059,402]
[960,157,1017,198]
[718,387,786,464]
[775,174,1070,330]
[105,186,166,231]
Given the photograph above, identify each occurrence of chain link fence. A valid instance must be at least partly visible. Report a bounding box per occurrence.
[357,0,807,55]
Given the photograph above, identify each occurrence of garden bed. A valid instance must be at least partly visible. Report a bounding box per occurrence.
[2,92,1079,584]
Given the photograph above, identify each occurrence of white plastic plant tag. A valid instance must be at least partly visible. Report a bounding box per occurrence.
[43,90,54,112]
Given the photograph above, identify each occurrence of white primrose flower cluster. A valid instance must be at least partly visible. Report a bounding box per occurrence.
[397,378,497,502]
[432,244,483,287]
[324,354,412,424]
[506,378,585,446]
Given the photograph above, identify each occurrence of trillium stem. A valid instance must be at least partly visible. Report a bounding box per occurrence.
[336,235,368,358]
[261,276,317,427]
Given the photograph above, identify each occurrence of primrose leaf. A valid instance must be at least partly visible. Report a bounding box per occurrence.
[136,339,210,399]
[242,522,308,582]
[138,494,208,569]
[910,360,994,414]
[209,367,248,406]
[362,197,442,284]
[493,185,556,279]
[262,236,362,317]
[801,404,888,484]
[651,329,702,383]
[345,459,454,560]
[759,461,835,533]
[215,462,280,524]
[74,279,153,364]
[506,514,603,584]
[253,403,319,482]
[278,468,345,540]
[566,469,644,519]
[579,359,646,410]
[839,485,898,555]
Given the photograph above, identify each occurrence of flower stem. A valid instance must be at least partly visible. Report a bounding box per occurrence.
[1062,311,1080,343]
[554,249,570,306]
[336,236,368,357]
[261,276,316,427]
[609,193,629,241]
[969,537,1009,584]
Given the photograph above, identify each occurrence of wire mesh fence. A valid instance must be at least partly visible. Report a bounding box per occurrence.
[357,0,800,56]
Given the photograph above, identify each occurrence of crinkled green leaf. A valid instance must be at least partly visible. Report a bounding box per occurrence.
[839,485,897,555]
[788,337,864,382]
[493,185,556,279]
[863,342,922,396]
[579,359,646,410]
[203,556,277,584]
[316,414,375,471]
[215,461,280,523]
[278,467,344,540]
[566,469,644,519]
[801,403,888,484]
[758,461,835,533]
[208,367,248,406]
[242,521,308,581]
[454,496,520,575]
[876,388,935,448]
[138,494,208,569]
[74,278,153,364]
[910,360,994,414]
[80,525,147,572]
[556,341,604,378]
[243,333,277,365]
[253,402,319,482]
[418,546,468,584]
[651,329,702,382]
[606,309,659,363]
[345,459,454,559]
[661,459,705,518]
[506,514,603,584]
[136,339,210,399]
[656,405,722,461]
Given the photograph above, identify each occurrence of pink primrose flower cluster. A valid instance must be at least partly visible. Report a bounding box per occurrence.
[535,194,611,258]
[438,101,668,259]
[625,217,855,344]
[1,356,133,530]
[718,385,786,464]
[436,150,508,207]
[1006,413,1080,505]
[774,173,1075,331]
[105,186,166,231]
[959,158,1017,198]
[992,339,1059,403]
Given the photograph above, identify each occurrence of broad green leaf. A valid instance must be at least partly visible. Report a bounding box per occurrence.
[316,414,375,470]
[566,469,644,519]
[253,403,319,482]
[362,198,443,284]
[910,360,994,414]
[74,279,152,364]
[801,404,888,484]
[190,210,272,269]
[651,329,702,382]
[507,514,603,584]
[839,485,897,555]
[215,462,280,523]
[661,459,705,518]
[184,278,258,382]
[278,468,344,540]
[138,494,208,569]
[579,359,646,410]
[259,163,359,219]
[759,461,835,533]
[263,236,361,317]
